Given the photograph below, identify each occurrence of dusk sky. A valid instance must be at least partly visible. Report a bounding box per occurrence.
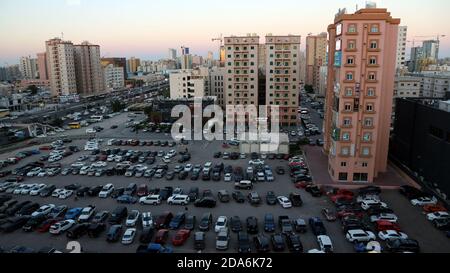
[1,0,449,64]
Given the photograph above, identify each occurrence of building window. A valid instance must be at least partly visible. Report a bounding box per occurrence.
[369,56,377,65]
[363,133,372,142]
[346,72,353,81]
[366,103,374,112]
[344,103,352,111]
[367,88,375,97]
[345,88,353,96]
[347,57,354,65]
[341,162,347,167]
[370,40,378,49]
[338,172,348,181]
[364,118,373,127]
[348,40,356,49]
[353,173,368,182]
[370,24,379,33]
[368,73,376,81]
[341,147,350,155]
[348,24,357,33]
[362,162,368,167]
[343,118,352,126]
[362,147,370,156]
[342,132,350,141]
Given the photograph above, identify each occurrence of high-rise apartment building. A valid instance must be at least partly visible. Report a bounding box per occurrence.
[265,35,301,126]
[169,68,209,99]
[224,35,260,106]
[422,40,439,62]
[127,57,141,74]
[74,41,105,96]
[168,48,177,60]
[19,56,38,79]
[305,33,328,93]
[395,26,407,71]
[37,52,48,80]
[209,67,226,107]
[103,64,125,91]
[45,38,77,97]
[101,57,127,80]
[323,7,400,183]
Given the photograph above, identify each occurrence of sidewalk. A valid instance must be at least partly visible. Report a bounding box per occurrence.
[303,145,417,189]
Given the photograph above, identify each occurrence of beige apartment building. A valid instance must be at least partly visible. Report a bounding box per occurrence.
[169,68,210,99]
[305,33,328,94]
[19,56,38,80]
[74,41,105,96]
[224,35,260,107]
[323,7,400,183]
[45,38,77,97]
[265,35,301,126]
[37,52,48,80]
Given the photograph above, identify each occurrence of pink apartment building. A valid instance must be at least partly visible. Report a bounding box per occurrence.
[323,8,400,183]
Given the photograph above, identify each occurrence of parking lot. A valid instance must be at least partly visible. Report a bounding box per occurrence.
[1,110,450,253]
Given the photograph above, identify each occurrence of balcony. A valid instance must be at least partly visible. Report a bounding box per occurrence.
[366,79,378,84]
[344,63,356,68]
[345,31,359,36]
[345,48,357,52]
[368,31,381,36]
[367,48,381,52]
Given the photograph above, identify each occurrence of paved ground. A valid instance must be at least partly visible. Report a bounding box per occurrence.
[1,105,450,253]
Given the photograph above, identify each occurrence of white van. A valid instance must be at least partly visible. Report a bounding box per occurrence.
[167,195,189,205]
[317,235,333,253]
[139,195,162,205]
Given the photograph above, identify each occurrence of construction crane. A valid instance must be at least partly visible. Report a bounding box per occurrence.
[211,34,223,60]
[407,35,446,47]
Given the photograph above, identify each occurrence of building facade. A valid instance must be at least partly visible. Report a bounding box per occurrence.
[101,57,127,80]
[224,35,260,107]
[422,40,439,63]
[323,7,400,183]
[19,56,38,79]
[265,35,301,126]
[209,67,226,107]
[74,41,105,96]
[168,48,177,60]
[395,26,407,71]
[127,57,141,74]
[103,64,125,91]
[394,76,421,98]
[305,33,328,93]
[45,38,77,97]
[169,68,209,99]
[37,52,48,80]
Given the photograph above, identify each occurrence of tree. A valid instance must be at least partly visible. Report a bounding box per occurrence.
[110,100,125,113]
[304,84,314,94]
[50,117,63,128]
[143,106,153,117]
[27,85,39,95]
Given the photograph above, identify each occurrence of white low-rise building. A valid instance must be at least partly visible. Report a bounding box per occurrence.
[103,64,125,91]
[169,68,209,99]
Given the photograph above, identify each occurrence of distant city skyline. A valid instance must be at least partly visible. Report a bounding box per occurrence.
[1,0,449,64]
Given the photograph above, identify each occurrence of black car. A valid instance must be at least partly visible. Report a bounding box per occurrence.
[159,187,172,200]
[65,184,81,191]
[188,187,199,202]
[169,212,186,229]
[106,225,123,242]
[289,193,303,207]
[213,152,222,158]
[218,190,230,203]
[87,223,106,238]
[124,183,137,196]
[0,216,30,232]
[246,216,258,234]
[237,232,251,253]
[358,186,381,196]
[194,231,206,250]
[22,214,47,232]
[92,211,109,223]
[178,171,188,180]
[253,234,270,252]
[266,191,277,205]
[190,172,200,181]
[183,215,196,230]
[106,167,116,176]
[39,185,56,197]
[275,167,285,175]
[111,188,125,199]
[286,233,303,253]
[230,216,242,233]
[232,191,245,203]
[198,213,212,231]
[165,171,175,180]
[17,202,39,216]
[399,185,425,200]
[305,185,323,197]
[87,185,103,197]
[264,213,276,232]
[76,187,90,197]
[386,239,420,253]
[139,227,154,243]
[108,206,127,224]
[194,197,216,208]
[66,223,90,239]
[271,233,286,252]
[309,217,327,236]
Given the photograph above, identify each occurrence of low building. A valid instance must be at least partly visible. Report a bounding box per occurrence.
[394,76,421,98]
[169,68,209,99]
[103,64,125,91]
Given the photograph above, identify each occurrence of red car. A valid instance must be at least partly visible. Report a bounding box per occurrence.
[336,189,354,197]
[36,218,61,233]
[295,181,313,189]
[330,194,354,203]
[39,145,52,151]
[172,229,191,246]
[375,220,401,232]
[337,209,364,219]
[137,184,148,197]
[423,204,447,213]
[98,154,107,161]
[155,229,169,244]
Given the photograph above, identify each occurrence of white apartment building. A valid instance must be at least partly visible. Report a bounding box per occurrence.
[224,35,260,106]
[19,56,38,79]
[420,74,450,98]
[45,38,77,97]
[209,67,226,107]
[394,76,421,98]
[396,26,408,71]
[169,68,209,99]
[74,41,105,96]
[265,35,301,126]
[318,66,328,97]
[103,64,125,91]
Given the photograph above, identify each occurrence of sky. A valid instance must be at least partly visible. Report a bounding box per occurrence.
[0,0,450,64]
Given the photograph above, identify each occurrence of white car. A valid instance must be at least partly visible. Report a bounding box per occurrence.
[37,170,47,177]
[216,229,230,250]
[79,166,90,175]
[13,184,27,195]
[107,139,115,146]
[98,183,114,198]
[21,184,37,195]
[139,195,162,205]
[356,195,381,203]
[167,195,189,205]
[162,155,171,163]
[248,159,265,165]
[31,204,55,217]
[345,229,376,243]
[48,155,62,162]
[214,216,228,233]
[224,173,232,182]
[378,230,409,241]
[426,211,450,221]
[411,196,438,206]
[126,210,140,227]
[29,184,46,196]
[277,196,292,208]
[78,206,96,222]
[370,213,398,223]
[184,164,193,172]
[71,162,85,168]
[52,188,64,197]
[49,220,76,234]
[122,228,136,245]
[142,212,153,228]
[360,200,388,210]
[58,189,73,199]
[92,161,107,168]
[86,128,96,134]
[26,167,42,177]
[317,235,333,253]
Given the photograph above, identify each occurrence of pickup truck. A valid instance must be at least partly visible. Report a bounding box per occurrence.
[234,180,253,190]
